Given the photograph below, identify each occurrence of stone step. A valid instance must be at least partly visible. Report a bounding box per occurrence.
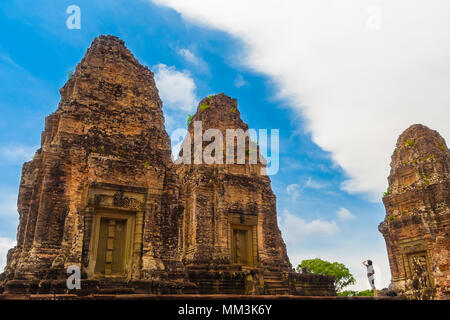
[98,287,136,294]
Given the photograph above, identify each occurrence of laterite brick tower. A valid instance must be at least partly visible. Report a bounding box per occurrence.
[379,124,449,300]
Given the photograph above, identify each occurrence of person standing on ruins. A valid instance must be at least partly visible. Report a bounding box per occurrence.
[363,259,378,297]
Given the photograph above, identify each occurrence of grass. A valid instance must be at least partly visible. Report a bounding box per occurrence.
[382,187,391,197]
[405,139,416,148]
[186,114,194,126]
[199,103,211,111]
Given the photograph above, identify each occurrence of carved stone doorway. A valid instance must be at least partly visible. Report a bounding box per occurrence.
[88,210,136,278]
[231,225,253,266]
[94,218,127,275]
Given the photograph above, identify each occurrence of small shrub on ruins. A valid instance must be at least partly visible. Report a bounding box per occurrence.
[405,139,416,148]
[90,147,97,152]
[119,150,124,158]
[199,103,211,111]
[230,107,237,113]
[68,70,74,80]
[100,146,105,154]
[186,114,194,126]
[388,215,394,221]
[143,161,150,168]
[382,187,391,197]
[438,143,445,151]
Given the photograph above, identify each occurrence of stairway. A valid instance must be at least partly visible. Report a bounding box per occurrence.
[98,279,135,294]
[263,271,290,295]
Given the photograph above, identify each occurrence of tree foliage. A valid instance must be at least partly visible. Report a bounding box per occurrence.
[339,289,379,297]
[301,258,356,293]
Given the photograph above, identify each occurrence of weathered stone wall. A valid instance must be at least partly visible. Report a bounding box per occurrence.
[379,124,449,300]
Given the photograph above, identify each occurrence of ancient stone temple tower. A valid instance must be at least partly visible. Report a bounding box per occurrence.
[176,94,292,293]
[379,124,449,300]
[0,35,334,296]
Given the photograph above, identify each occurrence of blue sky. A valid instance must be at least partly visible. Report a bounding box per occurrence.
[1,0,449,291]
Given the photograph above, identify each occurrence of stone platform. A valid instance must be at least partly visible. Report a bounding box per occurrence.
[0,293,397,300]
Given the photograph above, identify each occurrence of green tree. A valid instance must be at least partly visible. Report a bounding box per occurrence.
[338,289,379,297]
[301,258,356,293]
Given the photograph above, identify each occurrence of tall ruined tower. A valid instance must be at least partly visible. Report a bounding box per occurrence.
[0,35,335,296]
[379,124,449,300]
[176,94,292,294]
[2,35,183,284]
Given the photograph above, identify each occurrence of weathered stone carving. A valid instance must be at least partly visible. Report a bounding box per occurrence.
[0,35,335,296]
[379,124,449,300]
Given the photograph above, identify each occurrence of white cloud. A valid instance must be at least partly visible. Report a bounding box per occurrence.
[305,177,328,190]
[153,63,198,112]
[0,144,36,164]
[286,177,329,201]
[152,0,450,201]
[233,74,247,87]
[177,48,209,73]
[0,237,15,272]
[336,207,355,220]
[278,210,339,246]
[286,184,300,201]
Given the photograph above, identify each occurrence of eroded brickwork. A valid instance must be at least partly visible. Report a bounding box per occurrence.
[379,124,450,300]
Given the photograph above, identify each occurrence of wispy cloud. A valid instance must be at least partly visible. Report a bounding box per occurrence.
[336,207,355,220]
[233,74,247,87]
[305,177,328,190]
[279,210,339,246]
[177,48,209,73]
[0,144,36,164]
[286,184,300,201]
[286,177,329,201]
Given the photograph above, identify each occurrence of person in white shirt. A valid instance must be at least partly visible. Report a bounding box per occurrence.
[363,259,377,297]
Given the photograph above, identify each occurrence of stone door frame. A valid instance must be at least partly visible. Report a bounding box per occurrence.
[398,237,434,288]
[228,212,258,267]
[83,183,146,280]
[88,209,136,278]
